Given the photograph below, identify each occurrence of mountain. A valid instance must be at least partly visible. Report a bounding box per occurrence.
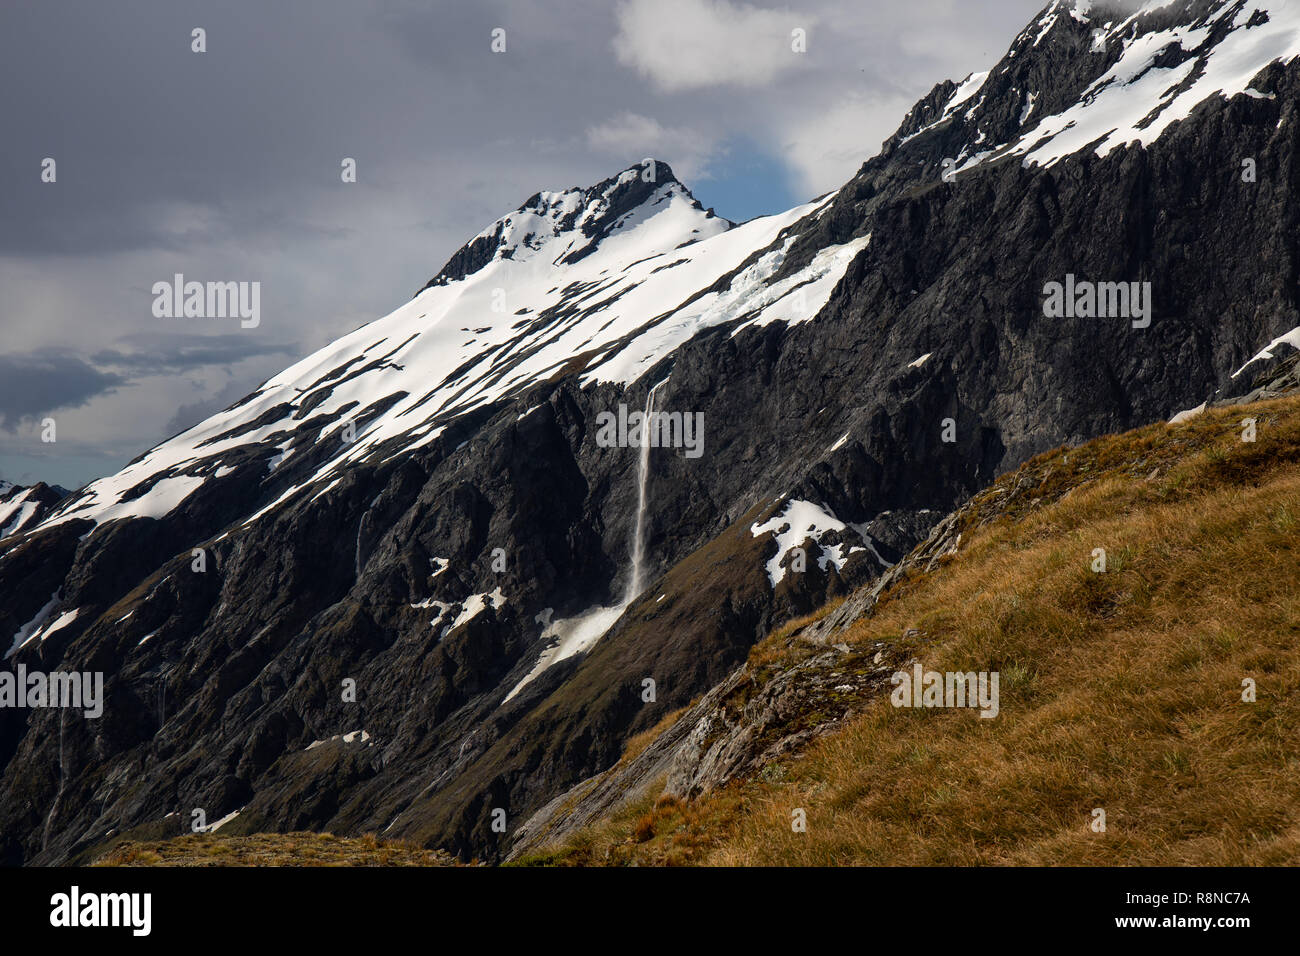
[0,482,68,543]
[4,0,1300,865]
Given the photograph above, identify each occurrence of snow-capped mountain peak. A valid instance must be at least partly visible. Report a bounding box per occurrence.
[32,162,865,538]
[422,159,728,290]
[894,0,1300,175]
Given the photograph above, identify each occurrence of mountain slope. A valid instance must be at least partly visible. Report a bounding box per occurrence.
[4,0,1300,865]
[0,483,65,542]
[513,388,1300,866]
[26,162,860,542]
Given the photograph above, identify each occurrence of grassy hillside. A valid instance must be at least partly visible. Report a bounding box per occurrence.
[521,394,1300,866]
[94,831,455,866]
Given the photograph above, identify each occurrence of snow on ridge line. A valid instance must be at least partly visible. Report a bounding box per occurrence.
[978,0,1300,172]
[917,1,1300,183]
[1232,324,1300,377]
[948,71,992,114]
[899,71,991,145]
[451,174,716,281]
[0,489,41,540]
[32,185,847,538]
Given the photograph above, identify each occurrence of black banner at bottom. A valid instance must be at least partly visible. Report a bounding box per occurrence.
[0,865,1283,943]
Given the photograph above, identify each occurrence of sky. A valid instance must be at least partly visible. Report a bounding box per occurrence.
[0,0,1044,489]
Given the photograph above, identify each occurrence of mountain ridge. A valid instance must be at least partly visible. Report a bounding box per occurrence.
[421,159,730,290]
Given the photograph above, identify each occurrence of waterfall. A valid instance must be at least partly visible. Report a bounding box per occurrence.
[355,511,367,581]
[504,378,668,702]
[626,379,665,602]
[42,709,67,852]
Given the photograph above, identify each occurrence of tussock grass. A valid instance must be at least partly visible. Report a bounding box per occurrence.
[513,783,749,866]
[94,831,456,867]
[619,707,687,765]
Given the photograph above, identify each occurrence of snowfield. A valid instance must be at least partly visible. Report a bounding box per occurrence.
[0,489,43,540]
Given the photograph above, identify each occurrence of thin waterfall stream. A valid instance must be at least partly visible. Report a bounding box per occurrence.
[626,379,664,603]
[504,378,667,703]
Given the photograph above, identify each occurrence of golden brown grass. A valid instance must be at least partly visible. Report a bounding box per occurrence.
[537,395,1300,866]
[94,831,456,867]
[513,783,750,866]
[619,708,688,765]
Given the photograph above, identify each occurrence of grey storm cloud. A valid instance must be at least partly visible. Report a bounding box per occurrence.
[91,332,300,377]
[0,0,1044,487]
[162,375,270,438]
[0,333,298,434]
[0,352,128,431]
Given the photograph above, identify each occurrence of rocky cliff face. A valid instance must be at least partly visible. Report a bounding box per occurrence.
[4,0,1300,864]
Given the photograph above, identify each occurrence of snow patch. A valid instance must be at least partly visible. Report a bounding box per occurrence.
[503,604,627,703]
[1169,402,1207,424]
[6,591,60,659]
[448,587,506,631]
[1019,91,1039,125]
[35,609,80,645]
[1232,325,1300,378]
[0,490,41,539]
[751,499,849,587]
[197,808,244,833]
[305,730,371,751]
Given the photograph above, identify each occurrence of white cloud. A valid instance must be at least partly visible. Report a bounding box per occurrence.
[613,0,813,93]
[777,90,920,197]
[584,112,725,181]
